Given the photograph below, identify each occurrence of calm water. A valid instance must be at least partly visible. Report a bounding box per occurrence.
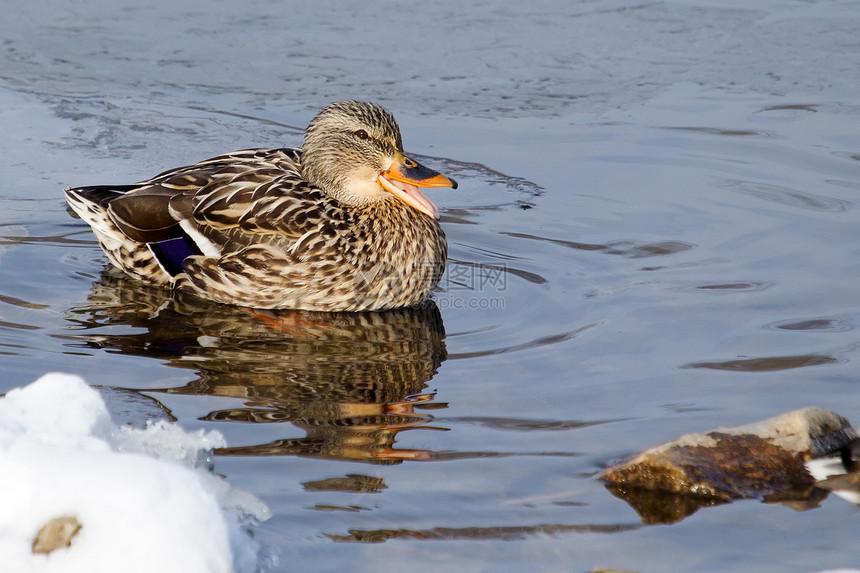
[3,1,860,571]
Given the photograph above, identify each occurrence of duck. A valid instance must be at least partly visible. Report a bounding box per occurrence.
[65,101,458,311]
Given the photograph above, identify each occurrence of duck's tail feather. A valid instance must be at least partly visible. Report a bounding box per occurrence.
[64,186,174,286]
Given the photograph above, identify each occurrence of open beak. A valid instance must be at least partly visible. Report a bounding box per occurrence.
[377,151,458,219]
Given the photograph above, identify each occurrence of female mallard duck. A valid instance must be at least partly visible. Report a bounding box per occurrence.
[65,101,457,311]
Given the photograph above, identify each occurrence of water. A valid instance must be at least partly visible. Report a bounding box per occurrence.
[3,1,860,571]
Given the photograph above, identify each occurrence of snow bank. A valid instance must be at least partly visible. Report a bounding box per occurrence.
[0,373,270,572]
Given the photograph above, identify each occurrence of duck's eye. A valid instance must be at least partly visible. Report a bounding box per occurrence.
[354,129,369,140]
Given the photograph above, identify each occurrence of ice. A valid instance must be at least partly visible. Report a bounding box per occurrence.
[0,373,270,573]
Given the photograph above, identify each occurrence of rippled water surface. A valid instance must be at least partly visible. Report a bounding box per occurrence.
[3,1,860,571]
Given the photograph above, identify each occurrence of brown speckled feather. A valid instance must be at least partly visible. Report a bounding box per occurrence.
[66,128,450,311]
[65,101,455,311]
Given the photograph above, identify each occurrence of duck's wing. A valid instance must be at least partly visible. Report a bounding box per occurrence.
[169,172,347,309]
[67,148,331,286]
[161,151,364,309]
[164,150,332,257]
[92,147,319,249]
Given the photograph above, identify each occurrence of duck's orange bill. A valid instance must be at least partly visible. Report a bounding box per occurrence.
[378,152,458,219]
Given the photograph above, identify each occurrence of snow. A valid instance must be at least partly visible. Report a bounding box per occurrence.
[0,373,270,573]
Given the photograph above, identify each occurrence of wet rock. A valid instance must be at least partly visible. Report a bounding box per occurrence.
[601,408,856,508]
[32,516,82,554]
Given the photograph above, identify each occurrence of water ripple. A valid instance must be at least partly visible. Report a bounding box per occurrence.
[755,103,819,115]
[720,179,850,212]
[683,354,838,372]
[442,416,626,431]
[447,323,598,360]
[662,126,772,137]
[0,319,41,331]
[326,522,639,543]
[0,292,49,310]
[767,318,854,333]
[673,281,770,294]
[501,232,695,258]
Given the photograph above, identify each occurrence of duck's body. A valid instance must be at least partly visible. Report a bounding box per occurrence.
[65,101,457,311]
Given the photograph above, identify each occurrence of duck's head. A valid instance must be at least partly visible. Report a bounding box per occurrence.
[301,100,457,219]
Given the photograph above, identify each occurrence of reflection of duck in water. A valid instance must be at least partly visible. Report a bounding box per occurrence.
[65,100,457,311]
[64,269,447,463]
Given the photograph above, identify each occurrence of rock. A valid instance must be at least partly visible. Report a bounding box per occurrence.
[32,516,82,554]
[600,408,856,519]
